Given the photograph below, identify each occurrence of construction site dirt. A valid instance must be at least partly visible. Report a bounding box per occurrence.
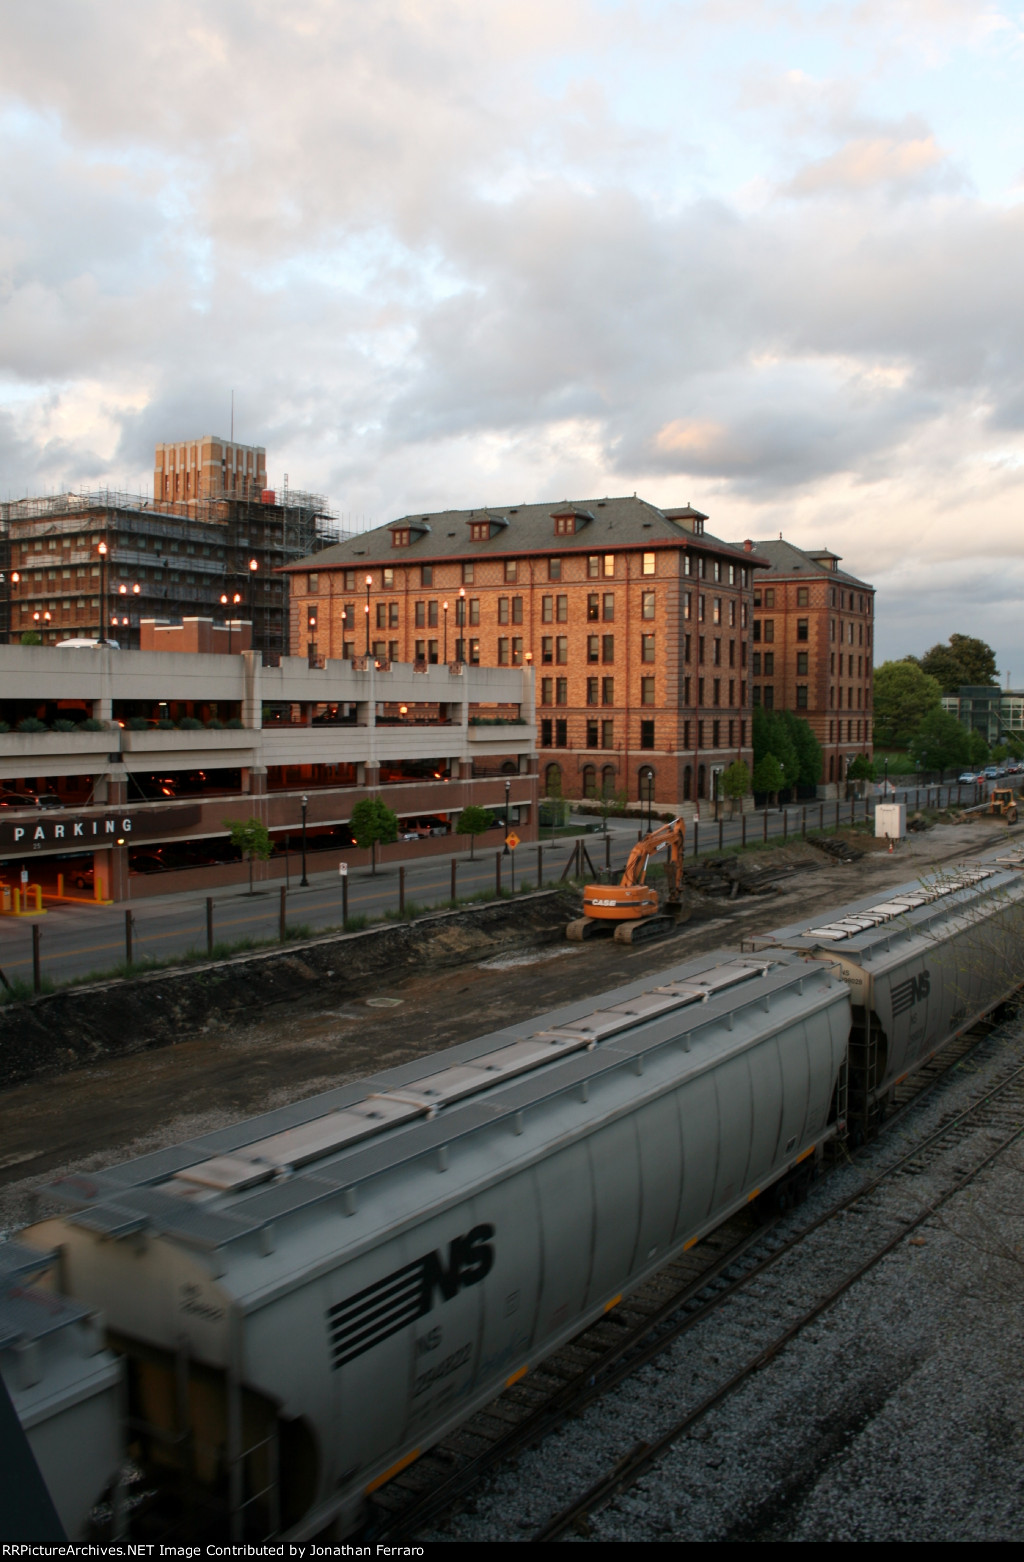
[0,820,1015,1235]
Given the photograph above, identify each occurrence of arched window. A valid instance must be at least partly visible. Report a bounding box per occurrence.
[698,764,707,799]
[601,765,617,799]
[545,762,563,794]
[637,765,655,803]
[582,764,597,798]
[828,755,835,782]
[683,765,692,801]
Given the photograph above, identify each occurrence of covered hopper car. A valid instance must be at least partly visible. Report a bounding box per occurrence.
[8,855,1024,1539]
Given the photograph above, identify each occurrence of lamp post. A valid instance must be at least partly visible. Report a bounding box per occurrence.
[248,558,258,650]
[504,777,511,854]
[307,611,318,665]
[97,541,108,644]
[33,609,51,640]
[118,582,141,648]
[364,574,372,657]
[442,600,449,665]
[300,793,309,887]
[220,591,242,654]
[457,586,466,662]
[642,766,655,834]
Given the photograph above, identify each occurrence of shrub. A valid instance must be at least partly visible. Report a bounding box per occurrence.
[16,716,47,732]
[126,716,150,731]
[81,717,104,731]
[51,718,78,732]
[206,717,225,729]
[178,716,203,729]
[226,717,244,729]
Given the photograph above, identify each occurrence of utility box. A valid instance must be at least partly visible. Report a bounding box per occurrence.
[875,802,906,840]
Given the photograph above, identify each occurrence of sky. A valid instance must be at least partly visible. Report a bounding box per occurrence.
[1,0,1023,673]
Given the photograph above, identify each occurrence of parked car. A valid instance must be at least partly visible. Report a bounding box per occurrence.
[958,771,981,783]
[984,766,1001,780]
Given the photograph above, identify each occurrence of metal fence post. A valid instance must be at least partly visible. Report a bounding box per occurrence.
[496,850,502,896]
[32,925,41,994]
[693,821,699,857]
[451,858,457,902]
[742,813,747,848]
[279,885,287,941]
[718,819,724,851]
[124,910,133,966]
[763,809,768,843]
[399,865,405,914]
[801,806,807,838]
[538,845,544,886]
[207,897,214,955]
[342,874,349,929]
[783,808,788,843]
[605,834,610,871]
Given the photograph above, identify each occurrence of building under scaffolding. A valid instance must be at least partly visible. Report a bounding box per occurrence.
[0,469,344,657]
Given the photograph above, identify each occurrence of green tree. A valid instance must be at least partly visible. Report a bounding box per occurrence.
[847,755,874,782]
[778,709,823,788]
[909,707,971,778]
[349,796,398,874]
[721,760,750,816]
[967,729,990,766]
[753,709,800,792]
[918,634,998,694]
[753,753,785,805]
[19,630,42,646]
[873,661,943,748]
[456,804,492,860]
[224,816,273,895]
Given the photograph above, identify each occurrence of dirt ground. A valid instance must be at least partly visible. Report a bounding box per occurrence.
[0,818,1014,1234]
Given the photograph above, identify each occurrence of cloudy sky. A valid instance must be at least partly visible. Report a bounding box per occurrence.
[2,1,1023,671]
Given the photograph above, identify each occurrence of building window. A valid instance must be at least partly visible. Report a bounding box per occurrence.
[389,602,399,628]
[588,635,600,662]
[498,597,509,624]
[421,565,433,586]
[557,594,568,621]
[389,640,399,661]
[603,593,615,622]
[470,522,489,541]
[512,597,523,624]
[602,677,614,705]
[601,764,617,798]
[763,652,774,676]
[542,636,553,664]
[602,635,614,663]
[469,598,480,625]
[797,651,808,675]
[542,595,553,623]
[541,678,553,706]
[428,600,438,628]
[764,686,774,709]
[601,720,614,749]
[504,559,518,583]
[497,637,509,665]
[587,555,600,578]
[684,591,691,620]
[586,721,599,749]
[512,637,523,666]
[753,686,761,707]
[382,568,394,588]
[545,762,562,791]
[469,638,480,664]
[308,572,319,592]
[587,678,599,705]
[765,588,775,607]
[797,685,808,708]
[556,678,568,705]
[557,636,568,664]
[763,620,774,642]
[548,557,562,581]
[414,601,425,628]
[796,618,809,642]
[642,552,655,576]
[428,640,439,664]
[713,597,721,624]
[462,561,474,584]
[554,513,576,535]
[797,586,809,606]
[375,602,387,629]
[541,718,553,746]
[640,719,655,749]
[698,594,705,622]
[641,634,655,663]
[583,763,597,796]
[641,676,655,705]
[713,638,722,666]
[555,718,567,746]
[587,593,600,621]
[642,591,655,620]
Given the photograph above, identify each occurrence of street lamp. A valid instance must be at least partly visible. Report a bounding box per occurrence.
[248,558,259,648]
[33,609,51,639]
[220,591,242,654]
[504,777,511,855]
[442,600,449,665]
[456,586,466,661]
[118,581,141,648]
[97,541,108,644]
[300,793,309,887]
[642,766,655,834]
[364,573,372,656]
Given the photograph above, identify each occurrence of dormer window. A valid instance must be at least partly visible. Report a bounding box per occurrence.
[470,521,491,541]
[392,528,411,547]
[554,514,576,536]
[388,518,430,548]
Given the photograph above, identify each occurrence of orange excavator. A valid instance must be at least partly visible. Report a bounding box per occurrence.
[567,818,687,943]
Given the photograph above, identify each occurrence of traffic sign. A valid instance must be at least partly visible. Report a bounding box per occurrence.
[505,832,520,851]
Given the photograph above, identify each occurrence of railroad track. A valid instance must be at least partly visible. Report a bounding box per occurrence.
[530,1030,1024,1542]
[368,1010,1023,1544]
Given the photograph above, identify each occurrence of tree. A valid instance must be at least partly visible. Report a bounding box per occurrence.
[778,709,823,789]
[224,816,273,895]
[873,661,943,749]
[753,709,800,792]
[967,729,990,767]
[753,753,785,805]
[846,755,874,782]
[20,630,42,646]
[721,760,750,816]
[349,796,398,874]
[918,634,998,694]
[456,804,492,860]
[909,707,971,778]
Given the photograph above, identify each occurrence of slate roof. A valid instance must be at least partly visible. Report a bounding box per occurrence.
[284,496,769,572]
[733,538,874,592]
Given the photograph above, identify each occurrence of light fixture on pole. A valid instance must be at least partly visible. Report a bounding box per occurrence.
[504,777,511,855]
[300,793,309,887]
[364,574,372,656]
[248,558,259,647]
[456,586,466,662]
[97,541,108,644]
[220,591,242,654]
[442,600,449,665]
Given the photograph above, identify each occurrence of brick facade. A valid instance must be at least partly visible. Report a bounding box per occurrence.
[285,497,769,807]
[740,540,875,784]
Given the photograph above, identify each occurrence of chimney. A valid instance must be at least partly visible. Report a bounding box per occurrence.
[743,539,753,552]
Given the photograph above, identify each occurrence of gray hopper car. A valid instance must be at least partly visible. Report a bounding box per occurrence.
[748,860,1024,1135]
[22,950,849,1540]
[0,1239,123,1539]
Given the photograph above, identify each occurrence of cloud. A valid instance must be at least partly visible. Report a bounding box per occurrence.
[783,133,949,196]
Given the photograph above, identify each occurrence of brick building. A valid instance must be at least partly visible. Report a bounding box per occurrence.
[1,440,340,656]
[285,497,768,806]
[737,539,875,786]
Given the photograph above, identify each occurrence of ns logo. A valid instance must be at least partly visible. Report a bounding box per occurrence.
[891,969,930,1020]
[328,1224,495,1369]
